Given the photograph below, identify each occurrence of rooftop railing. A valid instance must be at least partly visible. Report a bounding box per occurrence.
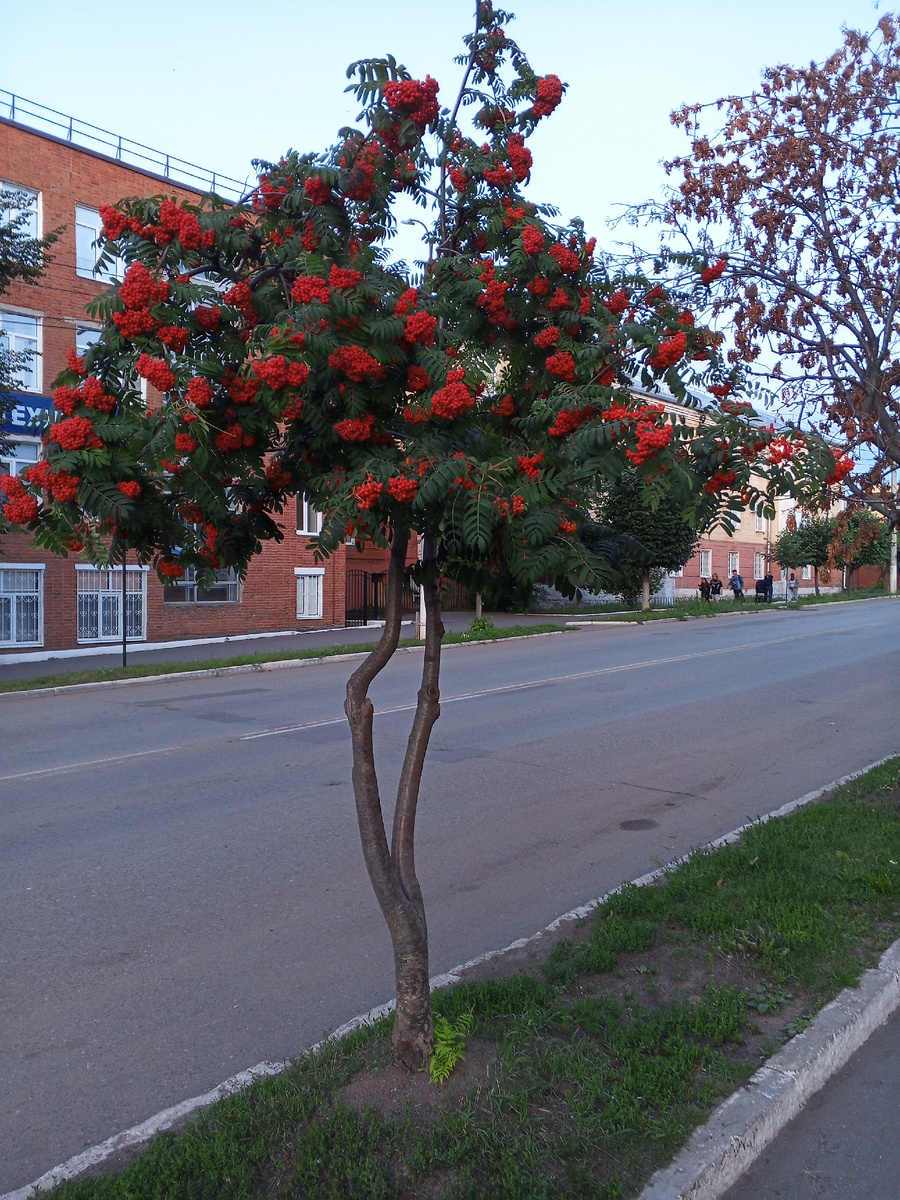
[0,89,249,202]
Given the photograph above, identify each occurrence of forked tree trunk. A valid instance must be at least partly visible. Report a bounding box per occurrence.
[641,568,651,612]
[344,526,443,1070]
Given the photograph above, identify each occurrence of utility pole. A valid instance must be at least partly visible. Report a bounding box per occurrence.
[891,468,898,596]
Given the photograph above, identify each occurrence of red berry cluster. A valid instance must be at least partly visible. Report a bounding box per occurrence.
[215,423,253,452]
[49,415,103,451]
[158,326,189,353]
[383,77,439,128]
[477,262,514,328]
[136,355,176,393]
[404,311,437,346]
[406,365,431,392]
[430,371,475,419]
[225,375,259,406]
[517,451,544,479]
[549,243,580,274]
[648,331,686,373]
[449,168,468,191]
[117,480,142,498]
[291,275,332,305]
[158,199,213,250]
[264,460,294,490]
[548,288,570,311]
[187,376,213,407]
[394,288,419,316]
[507,134,532,182]
[387,476,418,502]
[603,290,629,315]
[334,412,376,441]
[484,163,514,188]
[521,225,544,256]
[114,308,159,339]
[558,518,577,533]
[305,176,333,205]
[532,75,563,118]
[23,459,80,503]
[548,406,593,437]
[65,348,86,375]
[534,326,560,349]
[328,345,386,382]
[0,474,39,524]
[251,356,310,390]
[700,259,727,285]
[174,432,197,453]
[491,394,515,415]
[159,560,185,578]
[704,470,737,493]
[626,420,673,465]
[194,306,221,333]
[329,265,363,290]
[545,351,577,382]
[824,452,854,486]
[223,281,258,327]
[119,263,170,310]
[353,477,384,509]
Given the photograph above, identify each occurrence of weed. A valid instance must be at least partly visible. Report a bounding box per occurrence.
[745,981,794,1015]
[430,1011,474,1084]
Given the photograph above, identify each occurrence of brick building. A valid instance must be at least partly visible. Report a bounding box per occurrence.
[1,95,347,660]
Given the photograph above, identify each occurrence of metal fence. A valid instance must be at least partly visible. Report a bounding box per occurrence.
[1,89,249,202]
[345,570,417,626]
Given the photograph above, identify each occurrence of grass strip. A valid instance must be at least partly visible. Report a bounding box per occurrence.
[42,756,900,1199]
[0,624,566,695]
[538,588,894,624]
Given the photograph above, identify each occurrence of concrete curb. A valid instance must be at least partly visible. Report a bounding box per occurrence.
[639,940,900,1200]
[0,630,566,701]
[3,752,896,1200]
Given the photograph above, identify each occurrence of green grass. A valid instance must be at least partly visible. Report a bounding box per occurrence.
[42,756,900,1199]
[0,624,566,695]
[542,588,895,624]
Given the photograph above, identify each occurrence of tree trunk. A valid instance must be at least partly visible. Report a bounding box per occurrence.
[474,591,483,620]
[344,526,441,1070]
[813,564,820,596]
[641,568,651,612]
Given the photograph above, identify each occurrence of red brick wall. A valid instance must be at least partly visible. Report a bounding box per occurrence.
[0,121,346,654]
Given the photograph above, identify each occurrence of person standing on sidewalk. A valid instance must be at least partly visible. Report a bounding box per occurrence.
[729,570,745,602]
[787,572,800,601]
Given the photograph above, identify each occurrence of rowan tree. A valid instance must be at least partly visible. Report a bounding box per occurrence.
[0,4,837,1068]
[650,15,900,530]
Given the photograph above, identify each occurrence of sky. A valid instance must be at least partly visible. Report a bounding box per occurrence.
[1,0,887,262]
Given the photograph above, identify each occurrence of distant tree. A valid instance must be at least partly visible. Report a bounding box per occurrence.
[635,17,900,528]
[775,513,837,595]
[835,509,891,588]
[0,188,59,459]
[590,467,703,609]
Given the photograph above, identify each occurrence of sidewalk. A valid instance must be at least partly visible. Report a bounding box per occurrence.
[0,612,559,682]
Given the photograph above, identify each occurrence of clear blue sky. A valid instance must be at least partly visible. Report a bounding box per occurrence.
[2,0,884,258]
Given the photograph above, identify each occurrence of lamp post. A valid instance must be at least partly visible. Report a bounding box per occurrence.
[121,541,128,669]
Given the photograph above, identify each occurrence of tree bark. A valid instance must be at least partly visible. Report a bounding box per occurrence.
[344,525,441,1070]
[813,564,820,596]
[474,591,483,620]
[641,568,651,612]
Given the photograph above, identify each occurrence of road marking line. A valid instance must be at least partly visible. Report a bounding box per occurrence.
[0,744,185,784]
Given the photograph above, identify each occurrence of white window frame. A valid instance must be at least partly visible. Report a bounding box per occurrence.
[75,204,123,282]
[297,494,323,535]
[699,549,712,577]
[1,182,40,239]
[76,325,102,356]
[667,567,683,578]
[754,552,766,580]
[802,565,812,580]
[162,566,240,604]
[295,567,324,619]
[755,513,766,533]
[0,437,41,478]
[76,564,148,643]
[0,563,44,647]
[0,309,42,392]
[728,551,739,576]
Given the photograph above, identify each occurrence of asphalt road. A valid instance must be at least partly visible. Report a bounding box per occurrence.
[2,599,898,1192]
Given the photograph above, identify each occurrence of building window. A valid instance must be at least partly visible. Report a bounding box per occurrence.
[0,311,41,391]
[75,205,123,282]
[802,565,812,580]
[295,568,324,619]
[755,513,765,533]
[728,551,739,576]
[162,567,239,604]
[1,183,40,239]
[0,438,41,478]
[297,494,323,535]
[76,566,147,642]
[667,567,683,578]
[0,565,44,647]
[754,552,766,579]
[76,326,102,356]
[699,549,712,577]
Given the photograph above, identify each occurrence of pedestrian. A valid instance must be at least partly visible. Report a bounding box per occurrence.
[699,577,711,601]
[710,573,723,600]
[729,570,744,601]
[787,572,800,601]
[764,572,774,603]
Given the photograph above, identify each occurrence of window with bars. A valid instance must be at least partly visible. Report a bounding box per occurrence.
[0,566,43,646]
[699,549,712,577]
[755,513,766,532]
[728,551,739,576]
[76,567,146,642]
[754,552,766,579]
[295,569,324,619]
[162,567,239,604]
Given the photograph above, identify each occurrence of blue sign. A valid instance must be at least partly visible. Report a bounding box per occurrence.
[1,391,54,435]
